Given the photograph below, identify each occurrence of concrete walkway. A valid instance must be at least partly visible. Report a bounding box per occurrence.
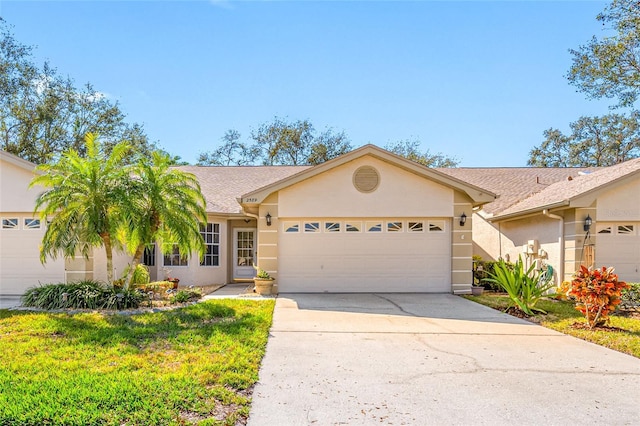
[0,295,21,309]
[248,293,640,425]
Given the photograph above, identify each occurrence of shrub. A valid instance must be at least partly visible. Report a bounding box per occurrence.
[254,267,271,280]
[170,289,202,304]
[100,288,144,310]
[21,281,143,310]
[484,256,555,315]
[65,281,105,309]
[621,282,640,310]
[129,263,151,285]
[569,266,628,329]
[474,257,511,291]
[555,281,574,301]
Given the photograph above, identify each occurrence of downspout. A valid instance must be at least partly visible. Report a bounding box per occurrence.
[543,209,564,283]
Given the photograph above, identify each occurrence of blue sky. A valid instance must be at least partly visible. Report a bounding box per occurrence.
[1,0,613,166]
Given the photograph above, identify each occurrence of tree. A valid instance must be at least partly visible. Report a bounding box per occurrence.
[198,117,353,166]
[0,19,159,164]
[527,129,573,167]
[307,129,352,165]
[121,151,207,289]
[197,129,258,166]
[568,0,640,108]
[528,112,640,167]
[30,133,132,283]
[251,117,317,165]
[384,139,459,167]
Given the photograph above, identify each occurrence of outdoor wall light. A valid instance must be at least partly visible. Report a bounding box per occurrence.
[584,215,592,232]
[460,212,467,227]
[265,212,272,227]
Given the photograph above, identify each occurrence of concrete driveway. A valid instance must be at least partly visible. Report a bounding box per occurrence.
[248,294,640,425]
[0,295,21,309]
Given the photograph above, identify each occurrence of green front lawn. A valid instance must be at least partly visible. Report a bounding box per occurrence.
[0,299,275,425]
[465,293,640,358]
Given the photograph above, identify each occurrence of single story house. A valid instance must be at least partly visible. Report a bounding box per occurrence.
[439,159,640,284]
[1,145,639,296]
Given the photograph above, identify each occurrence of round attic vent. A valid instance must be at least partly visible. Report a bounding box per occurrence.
[353,166,380,193]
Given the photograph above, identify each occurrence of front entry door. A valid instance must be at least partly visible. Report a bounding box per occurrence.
[233,228,257,280]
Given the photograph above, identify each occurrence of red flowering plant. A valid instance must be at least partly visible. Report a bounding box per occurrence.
[569,265,628,329]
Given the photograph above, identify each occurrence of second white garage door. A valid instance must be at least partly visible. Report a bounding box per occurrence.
[277,219,451,293]
[596,222,640,283]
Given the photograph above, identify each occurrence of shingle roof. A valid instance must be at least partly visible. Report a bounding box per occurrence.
[177,165,309,214]
[178,158,640,218]
[493,158,640,218]
[435,167,599,215]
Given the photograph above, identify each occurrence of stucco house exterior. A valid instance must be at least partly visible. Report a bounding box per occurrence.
[440,159,640,284]
[1,144,639,297]
[0,151,65,294]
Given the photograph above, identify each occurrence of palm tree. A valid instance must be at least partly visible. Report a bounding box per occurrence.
[30,133,132,283]
[121,151,207,289]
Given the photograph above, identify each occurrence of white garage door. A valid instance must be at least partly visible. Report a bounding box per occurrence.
[278,219,451,293]
[0,217,65,295]
[595,222,640,283]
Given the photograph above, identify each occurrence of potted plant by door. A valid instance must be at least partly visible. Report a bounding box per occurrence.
[472,259,485,295]
[471,284,484,296]
[253,267,274,295]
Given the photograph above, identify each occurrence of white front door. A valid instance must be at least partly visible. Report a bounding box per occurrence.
[233,228,257,280]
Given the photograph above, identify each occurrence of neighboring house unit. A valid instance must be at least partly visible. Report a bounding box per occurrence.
[0,151,65,294]
[1,145,639,296]
[440,160,640,284]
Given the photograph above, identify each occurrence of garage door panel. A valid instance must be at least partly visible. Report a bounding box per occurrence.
[595,222,640,282]
[0,231,65,295]
[278,219,451,293]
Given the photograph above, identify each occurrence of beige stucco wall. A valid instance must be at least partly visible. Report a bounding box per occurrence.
[452,192,473,294]
[279,156,454,218]
[472,212,501,261]
[476,214,563,285]
[596,178,640,221]
[257,193,279,292]
[0,158,42,213]
[565,207,595,280]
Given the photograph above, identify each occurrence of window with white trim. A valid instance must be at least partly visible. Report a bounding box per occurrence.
[366,222,382,232]
[200,223,220,266]
[163,244,188,266]
[304,222,320,233]
[325,222,340,232]
[408,221,424,232]
[428,221,445,232]
[24,218,41,229]
[2,218,18,229]
[284,222,299,233]
[387,221,403,232]
[345,222,361,232]
[617,224,635,235]
[597,225,612,234]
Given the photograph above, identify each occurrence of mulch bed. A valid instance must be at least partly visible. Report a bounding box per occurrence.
[570,322,627,332]
[503,306,532,319]
[500,305,636,331]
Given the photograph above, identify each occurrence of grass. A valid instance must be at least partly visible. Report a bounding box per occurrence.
[0,299,275,425]
[465,293,640,359]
